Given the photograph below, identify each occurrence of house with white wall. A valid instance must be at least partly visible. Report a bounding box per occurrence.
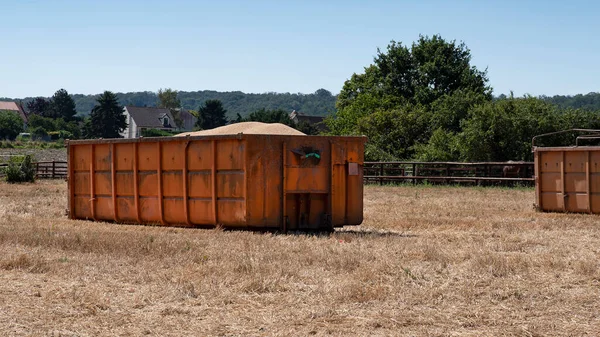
[121,106,176,138]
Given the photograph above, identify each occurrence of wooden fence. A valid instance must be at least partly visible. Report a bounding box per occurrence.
[0,161,67,179]
[364,161,535,186]
[0,160,534,185]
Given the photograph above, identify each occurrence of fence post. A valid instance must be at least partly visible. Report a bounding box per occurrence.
[52,161,56,179]
[379,163,384,186]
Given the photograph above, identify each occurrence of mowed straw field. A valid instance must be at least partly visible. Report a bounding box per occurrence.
[0,181,599,336]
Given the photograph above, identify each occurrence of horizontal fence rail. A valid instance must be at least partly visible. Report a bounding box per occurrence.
[0,161,67,179]
[364,161,534,186]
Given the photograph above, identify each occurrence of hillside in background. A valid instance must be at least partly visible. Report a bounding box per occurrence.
[1,89,337,118]
[4,90,599,118]
[540,92,600,111]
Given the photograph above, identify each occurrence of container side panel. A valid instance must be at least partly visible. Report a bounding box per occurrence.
[138,143,159,171]
[139,197,160,223]
[263,139,283,227]
[591,152,600,173]
[540,172,561,193]
[116,197,136,222]
[217,140,244,170]
[540,152,562,173]
[116,172,134,196]
[565,152,586,173]
[308,194,327,227]
[345,140,365,226]
[73,172,90,195]
[244,136,280,228]
[94,144,111,171]
[189,200,213,224]
[161,142,185,171]
[217,173,244,198]
[345,170,364,225]
[163,199,188,225]
[565,193,589,212]
[94,172,112,196]
[94,196,113,221]
[115,143,134,171]
[592,194,600,213]
[245,142,266,226]
[285,167,328,192]
[188,141,212,170]
[331,164,347,225]
[218,201,246,225]
[591,174,600,193]
[73,145,91,171]
[540,193,563,211]
[564,173,587,193]
[162,171,183,198]
[188,172,212,198]
[73,196,92,218]
[138,172,158,197]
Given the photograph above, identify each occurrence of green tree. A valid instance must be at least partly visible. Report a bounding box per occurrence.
[244,108,295,126]
[84,91,126,139]
[196,100,228,130]
[0,111,24,140]
[49,89,77,120]
[457,96,575,162]
[28,115,57,131]
[296,120,320,135]
[329,35,492,160]
[158,88,183,128]
[26,97,51,116]
[157,88,181,109]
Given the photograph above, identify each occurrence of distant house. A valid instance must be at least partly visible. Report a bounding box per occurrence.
[0,101,28,128]
[121,106,176,138]
[177,108,198,132]
[289,110,327,133]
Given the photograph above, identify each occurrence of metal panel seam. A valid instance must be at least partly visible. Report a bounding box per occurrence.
[90,144,96,220]
[212,140,218,225]
[183,141,192,226]
[111,143,119,222]
[157,142,166,225]
[133,141,141,223]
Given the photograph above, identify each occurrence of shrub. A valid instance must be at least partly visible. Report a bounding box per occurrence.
[16,133,31,142]
[141,129,178,137]
[58,130,74,140]
[4,155,36,183]
[48,131,61,140]
[30,127,49,141]
[0,110,24,140]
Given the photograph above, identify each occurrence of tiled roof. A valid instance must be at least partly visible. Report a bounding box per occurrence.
[0,101,28,122]
[124,106,175,128]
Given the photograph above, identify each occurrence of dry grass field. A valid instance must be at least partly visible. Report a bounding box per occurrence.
[1,180,599,336]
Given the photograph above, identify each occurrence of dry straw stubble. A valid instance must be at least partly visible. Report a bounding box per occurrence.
[0,181,599,336]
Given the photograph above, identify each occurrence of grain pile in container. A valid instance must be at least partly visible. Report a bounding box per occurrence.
[533,129,600,214]
[67,122,366,231]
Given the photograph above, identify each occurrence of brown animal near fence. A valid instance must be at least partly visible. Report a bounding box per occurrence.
[502,161,522,178]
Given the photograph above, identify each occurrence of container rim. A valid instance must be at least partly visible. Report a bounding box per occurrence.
[65,134,368,145]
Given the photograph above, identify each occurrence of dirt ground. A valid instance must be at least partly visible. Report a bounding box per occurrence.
[0,148,67,163]
[0,181,599,336]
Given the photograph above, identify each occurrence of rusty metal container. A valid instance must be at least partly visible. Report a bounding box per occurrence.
[533,129,600,213]
[67,134,366,231]
[534,146,600,213]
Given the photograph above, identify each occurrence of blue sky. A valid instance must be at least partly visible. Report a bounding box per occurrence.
[1,0,598,98]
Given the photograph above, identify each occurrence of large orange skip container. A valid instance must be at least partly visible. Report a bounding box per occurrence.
[534,146,600,213]
[67,134,366,231]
